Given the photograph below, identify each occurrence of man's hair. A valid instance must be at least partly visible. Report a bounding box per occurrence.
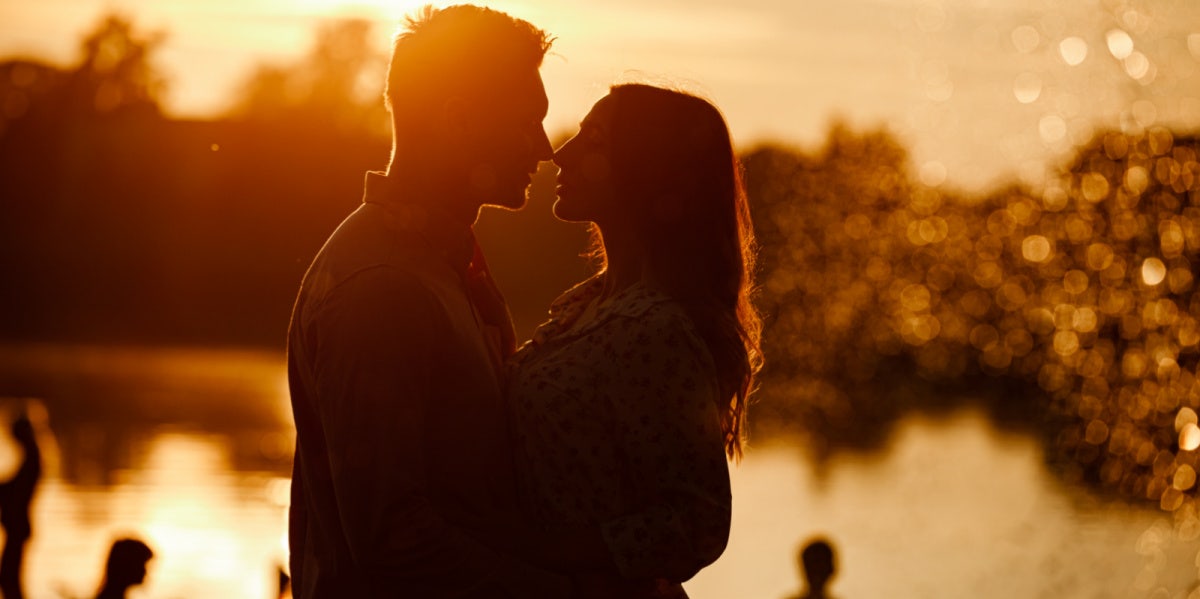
[384,5,552,131]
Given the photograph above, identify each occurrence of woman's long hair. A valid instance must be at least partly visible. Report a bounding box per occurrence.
[603,83,763,460]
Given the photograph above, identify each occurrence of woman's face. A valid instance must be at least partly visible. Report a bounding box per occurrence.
[551,95,619,224]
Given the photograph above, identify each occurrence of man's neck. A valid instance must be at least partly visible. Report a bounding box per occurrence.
[384,166,481,228]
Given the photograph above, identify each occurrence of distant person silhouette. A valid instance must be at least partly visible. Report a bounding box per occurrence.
[286,4,565,598]
[784,538,838,599]
[94,538,153,599]
[0,413,42,599]
[277,564,291,599]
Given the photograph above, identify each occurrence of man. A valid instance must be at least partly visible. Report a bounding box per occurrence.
[286,5,563,597]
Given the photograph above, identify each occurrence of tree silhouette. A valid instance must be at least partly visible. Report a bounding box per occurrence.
[64,13,166,117]
[0,60,60,139]
[231,18,389,138]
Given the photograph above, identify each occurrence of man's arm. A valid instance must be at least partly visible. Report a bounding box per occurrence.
[310,266,568,598]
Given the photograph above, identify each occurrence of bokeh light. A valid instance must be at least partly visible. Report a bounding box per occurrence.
[1040,115,1067,144]
[1059,37,1089,66]
[1012,25,1041,54]
[1107,29,1135,60]
[1014,72,1043,104]
[749,122,1200,516]
[1183,423,1200,452]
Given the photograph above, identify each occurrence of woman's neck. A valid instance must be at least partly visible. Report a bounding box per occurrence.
[596,225,652,301]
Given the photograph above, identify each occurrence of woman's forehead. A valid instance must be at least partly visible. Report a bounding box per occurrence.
[582,94,617,128]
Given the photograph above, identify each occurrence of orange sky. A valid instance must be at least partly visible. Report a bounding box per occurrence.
[1,0,1198,190]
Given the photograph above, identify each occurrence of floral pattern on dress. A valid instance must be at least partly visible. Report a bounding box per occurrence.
[508,275,732,585]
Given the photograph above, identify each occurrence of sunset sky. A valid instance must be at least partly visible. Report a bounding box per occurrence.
[1,0,1198,190]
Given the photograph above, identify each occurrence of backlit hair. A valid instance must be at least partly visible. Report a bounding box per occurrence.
[603,83,764,460]
[385,5,552,133]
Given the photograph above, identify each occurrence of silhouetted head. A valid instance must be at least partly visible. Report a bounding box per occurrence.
[553,83,763,458]
[385,4,554,212]
[11,414,35,445]
[103,538,153,590]
[800,538,836,591]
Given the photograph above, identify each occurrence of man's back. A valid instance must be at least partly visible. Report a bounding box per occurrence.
[287,180,521,597]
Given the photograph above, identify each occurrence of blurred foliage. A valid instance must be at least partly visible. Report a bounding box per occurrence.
[0,14,166,137]
[746,125,1050,455]
[229,18,390,139]
[71,14,167,116]
[0,14,386,345]
[746,120,1200,518]
[0,14,588,348]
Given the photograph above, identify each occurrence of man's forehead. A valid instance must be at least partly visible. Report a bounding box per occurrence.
[485,68,547,117]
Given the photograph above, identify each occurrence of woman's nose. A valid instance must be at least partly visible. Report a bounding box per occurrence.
[552,135,578,167]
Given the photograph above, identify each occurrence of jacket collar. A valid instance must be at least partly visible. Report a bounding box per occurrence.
[361,170,476,274]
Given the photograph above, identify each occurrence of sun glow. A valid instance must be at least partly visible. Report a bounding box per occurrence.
[271,0,556,25]
[135,433,285,598]
[275,0,433,20]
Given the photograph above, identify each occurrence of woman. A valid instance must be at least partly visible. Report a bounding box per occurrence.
[507,83,763,596]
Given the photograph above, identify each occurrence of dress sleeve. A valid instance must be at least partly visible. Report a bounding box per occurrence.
[309,266,566,598]
[597,308,733,582]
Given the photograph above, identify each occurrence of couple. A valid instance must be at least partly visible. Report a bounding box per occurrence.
[286,5,762,598]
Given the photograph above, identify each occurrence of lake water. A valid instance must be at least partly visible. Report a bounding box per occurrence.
[0,344,1198,598]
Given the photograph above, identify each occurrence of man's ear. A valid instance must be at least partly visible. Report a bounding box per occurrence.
[439,96,469,140]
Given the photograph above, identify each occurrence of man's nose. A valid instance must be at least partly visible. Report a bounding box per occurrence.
[532,128,553,162]
[552,138,574,167]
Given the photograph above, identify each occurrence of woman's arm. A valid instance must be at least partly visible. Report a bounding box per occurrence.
[487,307,731,583]
[596,308,733,583]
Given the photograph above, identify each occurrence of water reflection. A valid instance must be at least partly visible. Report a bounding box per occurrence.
[0,345,293,598]
[2,347,1198,597]
[137,434,283,596]
[24,430,289,599]
[690,409,1200,599]
[0,344,293,486]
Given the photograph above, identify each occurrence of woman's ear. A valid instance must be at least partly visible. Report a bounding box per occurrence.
[652,193,685,223]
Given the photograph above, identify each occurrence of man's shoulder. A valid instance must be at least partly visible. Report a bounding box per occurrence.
[303,204,449,294]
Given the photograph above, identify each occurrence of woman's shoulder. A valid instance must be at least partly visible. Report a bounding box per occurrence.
[610,285,698,335]
[604,288,713,369]
[519,277,704,360]
[547,274,605,315]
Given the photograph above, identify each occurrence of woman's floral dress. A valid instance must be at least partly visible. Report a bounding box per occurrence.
[508,275,732,594]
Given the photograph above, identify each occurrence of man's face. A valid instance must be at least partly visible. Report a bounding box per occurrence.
[456,68,553,211]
